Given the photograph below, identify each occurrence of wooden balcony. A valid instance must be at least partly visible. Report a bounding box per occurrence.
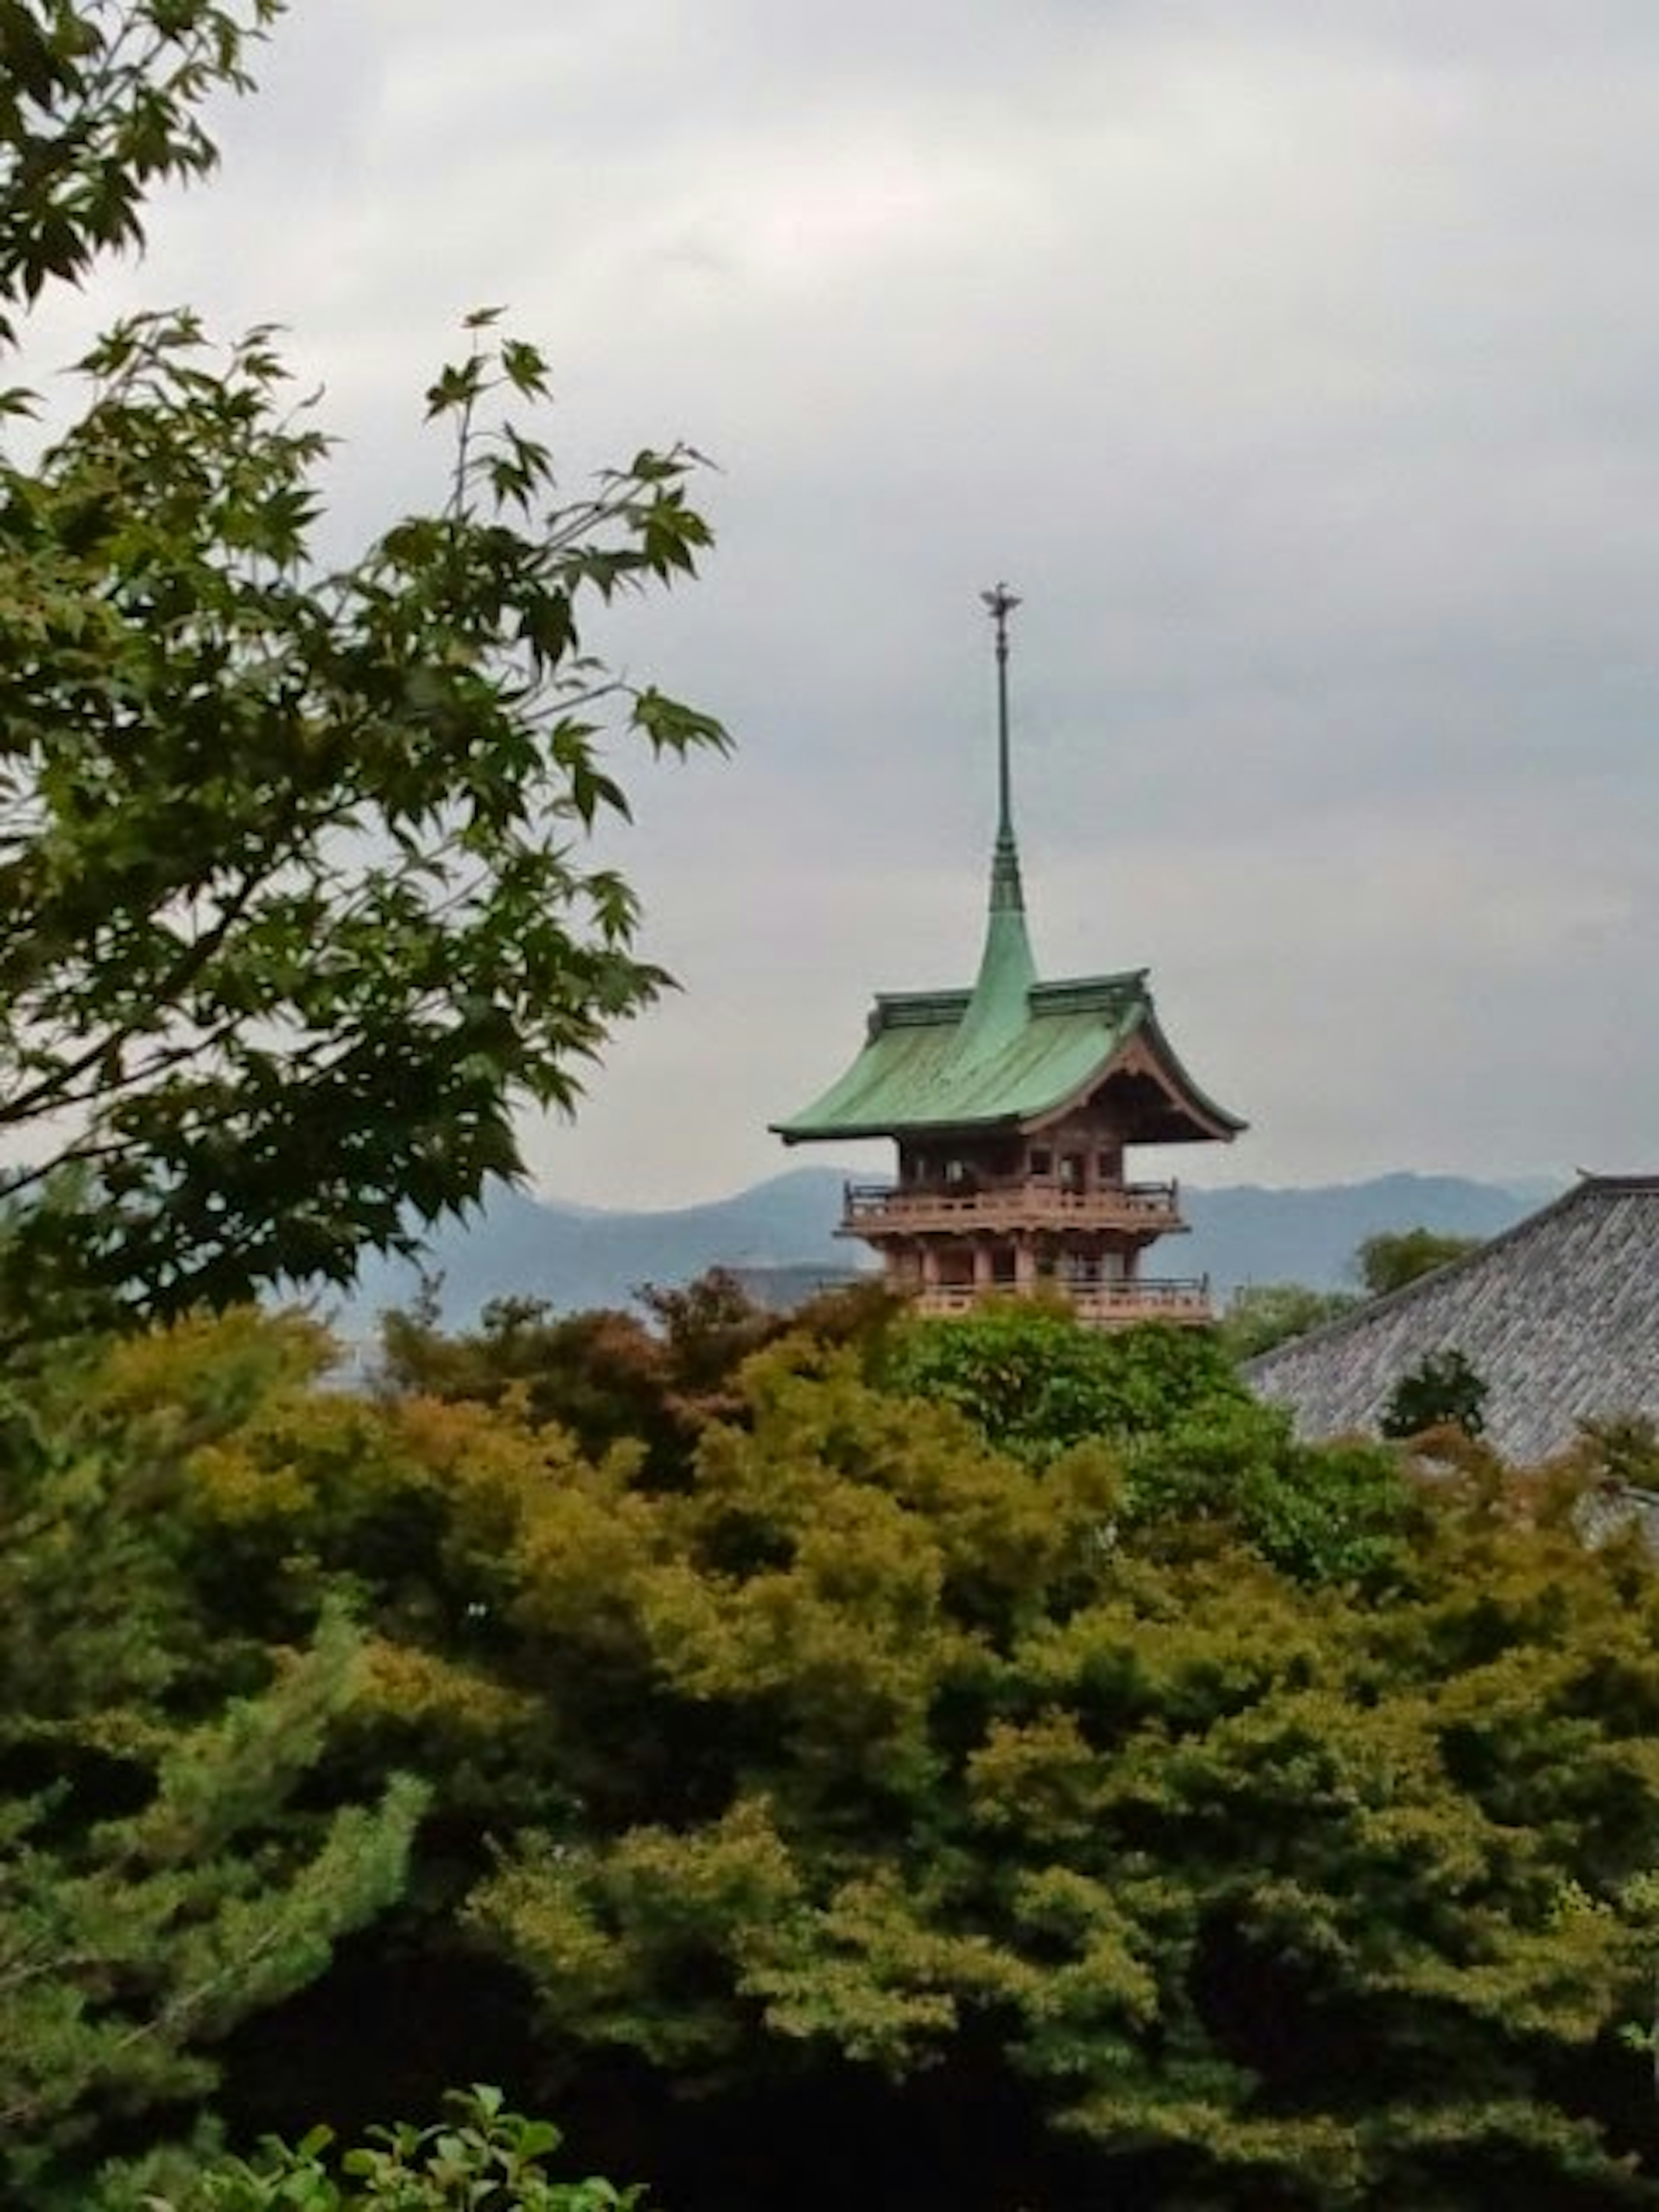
[840,1179,1183,1239]
[913,1277,1214,1328]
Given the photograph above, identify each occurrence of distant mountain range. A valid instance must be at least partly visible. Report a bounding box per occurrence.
[337,1168,1554,1334]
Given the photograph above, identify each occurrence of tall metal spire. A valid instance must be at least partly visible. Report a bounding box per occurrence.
[954,581,1036,1067]
[980,582,1025,915]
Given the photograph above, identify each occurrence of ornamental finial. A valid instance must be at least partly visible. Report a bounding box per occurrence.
[981,582,1021,661]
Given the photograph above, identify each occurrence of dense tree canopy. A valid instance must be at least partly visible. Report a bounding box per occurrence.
[8,1295,1658,2209]
[0,1315,421,2198]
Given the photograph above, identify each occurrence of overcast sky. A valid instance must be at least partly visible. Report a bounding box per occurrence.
[26,1,1659,1207]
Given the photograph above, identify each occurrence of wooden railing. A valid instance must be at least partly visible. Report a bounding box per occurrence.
[841,1179,1182,1236]
[913,1277,1212,1325]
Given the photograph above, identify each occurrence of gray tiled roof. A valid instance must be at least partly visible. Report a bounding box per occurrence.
[1247,1176,1659,1463]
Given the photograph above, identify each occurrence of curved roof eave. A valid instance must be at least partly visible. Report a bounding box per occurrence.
[774,1109,1025,1145]
[1136,1004,1249,1138]
[1026,1003,1246,1143]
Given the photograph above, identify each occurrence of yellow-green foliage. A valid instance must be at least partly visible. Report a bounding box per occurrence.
[12,1306,1659,2207]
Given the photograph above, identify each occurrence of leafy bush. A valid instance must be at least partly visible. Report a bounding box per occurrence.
[1217,1281,1362,1358]
[140,2087,642,2212]
[1357,1228,1482,1294]
[1122,1402,1420,1588]
[882,1303,1247,1462]
[1382,1348,1490,1439]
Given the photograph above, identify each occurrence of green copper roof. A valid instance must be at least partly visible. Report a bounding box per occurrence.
[772,934,1245,1140]
[773,963,1155,1140]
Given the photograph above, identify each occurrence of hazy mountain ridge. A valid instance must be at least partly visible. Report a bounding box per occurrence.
[1183,1173,1547,1296]
[340,1167,1550,1332]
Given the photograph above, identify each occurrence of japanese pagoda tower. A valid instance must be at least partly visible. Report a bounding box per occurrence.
[772,587,1245,1326]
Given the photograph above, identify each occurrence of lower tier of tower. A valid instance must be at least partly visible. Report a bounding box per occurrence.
[849,1228,1212,1329]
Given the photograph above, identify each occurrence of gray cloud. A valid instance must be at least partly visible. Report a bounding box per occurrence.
[16,1,1659,1207]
